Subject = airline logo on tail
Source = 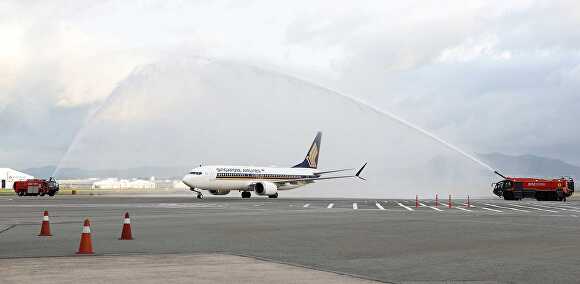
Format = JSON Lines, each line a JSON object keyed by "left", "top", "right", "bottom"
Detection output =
{"left": 306, "top": 143, "right": 319, "bottom": 168}
{"left": 293, "top": 132, "right": 321, "bottom": 169}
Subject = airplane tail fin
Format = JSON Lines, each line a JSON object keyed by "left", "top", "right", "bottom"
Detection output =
{"left": 292, "top": 132, "right": 322, "bottom": 169}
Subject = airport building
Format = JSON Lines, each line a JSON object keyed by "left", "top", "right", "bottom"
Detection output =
{"left": 91, "top": 178, "right": 156, "bottom": 190}
{"left": 0, "top": 168, "right": 34, "bottom": 189}
{"left": 57, "top": 177, "right": 185, "bottom": 190}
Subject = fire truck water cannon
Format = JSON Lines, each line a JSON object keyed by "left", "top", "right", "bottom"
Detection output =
{"left": 492, "top": 170, "right": 574, "bottom": 201}
{"left": 13, "top": 177, "right": 60, "bottom": 197}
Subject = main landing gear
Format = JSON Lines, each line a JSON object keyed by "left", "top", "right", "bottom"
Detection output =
{"left": 241, "top": 191, "right": 251, "bottom": 199}
{"left": 268, "top": 193, "right": 278, "bottom": 198}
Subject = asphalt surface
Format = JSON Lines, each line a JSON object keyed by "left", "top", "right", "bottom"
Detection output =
{"left": 1, "top": 195, "right": 580, "bottom": 283}
{"left": 0, "top": 254, "right": 378, "bottom": 284}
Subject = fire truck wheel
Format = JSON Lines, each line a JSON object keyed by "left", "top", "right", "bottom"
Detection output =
{"left": 40, "top": 192, "right": 45, "bottom": 197}
{"left": 558, "top": 190, "right": 564, "bottom": 201}
{"left": 503, "top": 192, "right": 514, "bottom": 200}
{"left": 48, "top": 192, "right": 55, "bottom": 197}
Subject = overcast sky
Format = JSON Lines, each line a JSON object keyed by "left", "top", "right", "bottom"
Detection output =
{"left": 2, "top": 0, "right": 580, "bottom": 178}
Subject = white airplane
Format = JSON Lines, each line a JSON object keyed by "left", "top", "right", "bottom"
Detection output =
{"left": 182, "top": 132, "right": 366, "bottom": 199}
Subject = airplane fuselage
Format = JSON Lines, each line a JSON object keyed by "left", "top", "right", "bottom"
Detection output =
{"left": 182, "top": 165, "right": 318, "bottom": 192}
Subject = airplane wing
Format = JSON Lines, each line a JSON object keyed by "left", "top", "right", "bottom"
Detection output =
{"left": 274, "top": 163, "right": 367, "bottom": 185}
{"left": 314, "top": 168, "right": 353, "bottom": 175}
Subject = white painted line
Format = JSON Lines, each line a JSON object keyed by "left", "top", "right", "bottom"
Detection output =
{"left": 303, "top": 204, "right": 310, "bottom": 208}
{"left": 481, "top": 207, "right": 502, "bottom": 213}
{"left": 509, "top": 204, "right": 558, "bottom": 213}
{"left": 397, "top": 202, "right": 414, "bottom": 211}
{"left": 375, "top": 203, "right": 385, "bottom": 210}
{"left": 559, "top": 204, "right": 580, "bottom": 210}
{"left": 327, "top": 203, "right": 334, "bottom": 209}
{"left": 558, "top": 206, "right": 580, "bottom": 212}
{"left": 483, "top": 203, "right": 530, "bottom": 213}
{"left": 454, "top": 207, "right": 472, "bottom": 212}
{"left": 419, "top": 202, "right": 443, "bottom": 212}
{"left": 527, "top": 203, "right": 580, "bottom": 213}
{"left": 353, "top": 203, "right": 358, "bottom": 210}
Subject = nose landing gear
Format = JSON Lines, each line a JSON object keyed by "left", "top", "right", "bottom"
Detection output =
{"left": 190, "top": 188, "right": 204, "bottom": 199}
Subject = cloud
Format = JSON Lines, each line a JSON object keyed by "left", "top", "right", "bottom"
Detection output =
{"left": 2, "top": 0, "right": 580, "bottom": 174}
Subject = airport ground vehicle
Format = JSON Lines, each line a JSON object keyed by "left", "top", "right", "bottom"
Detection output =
{"left": 493, "top": 171, "right": 574, "bottom": 201}
{"left": 13, "top": 178, "right": 59, "bottom": 196}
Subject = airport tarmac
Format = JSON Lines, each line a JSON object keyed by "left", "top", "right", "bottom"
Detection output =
{"left": 1, "top": 195, "right": 580, "bottom": 283}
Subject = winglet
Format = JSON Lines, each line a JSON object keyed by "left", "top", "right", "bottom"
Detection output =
{"left": 355, "top": 162, "right": 367, "bottom": 180}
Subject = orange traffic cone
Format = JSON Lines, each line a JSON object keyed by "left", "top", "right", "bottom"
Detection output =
{"left": 76, "top": 219, "right": 94, "bottom": 254}
{"left": 466, "top": 195, "right": 471, "bottom": 208}
{"left": 448, "top": 194, "right": 453, "bottom": 208}
{"left": 415, "top": 195, "right": 419, "bottom": 208}
{"left": 38, "top": 210, "right": 51, "bottom": 237}
{"left": 119, "top": 212, "right": 133, "bottom": 240}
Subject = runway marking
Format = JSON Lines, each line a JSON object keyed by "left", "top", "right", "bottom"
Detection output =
{"left": 375, "top": 203, "right": 385, "bottom": 210}
{"left": 530, "top": 203, "right": 580, "bottom": 213}
{"left": 303, "top": 204, "right": 310, "bottom": 208}
{"left": 454, "top": 207, "right": 472, "bottom": 212}
{"left": 419, "top": 202, "right": 443, "bottom": 212}
{"left": 353, "top": 203, "right": 358, "bottom": 210}
{"left": 563, "top": 205, "right": 580, "bottom": 211}
{"left": 397, "top": 202, "right": 414, "bottom": 211}
{"left": 509, "top": 204, "right": 558, "bottom": 213}
{"left": 483, "top": 203, "right": 530, "bottom": 213}
{"left": 480, "top": 207, "right": 503, "bottom": 213}
{"left": 440, "top": 203, "right": 453, "bottom": 208}
{"left": 327, "top": 203, "right": 334, "bottom": 209}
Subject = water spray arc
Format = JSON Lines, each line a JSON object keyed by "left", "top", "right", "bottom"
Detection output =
{"left": 52, "top": 56, "right": 496, "bottom": 178}
{"left": 51, "top": 66, "right": 148, "bottom": 178}
{"left": 246, "top": 64, "right": 496, "bottom": 172}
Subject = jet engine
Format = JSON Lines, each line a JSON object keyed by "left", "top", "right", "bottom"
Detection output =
{"left": 254, "top": 182, "right": 277, "bottom": 196}
{"left": 209, "top": 189, "right": 230, "bottom": 195}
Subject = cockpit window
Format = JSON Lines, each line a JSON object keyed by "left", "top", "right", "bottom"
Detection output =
{"left": 189, "top": 172, "right": 202, "bottom": 175}
{"left": 503, "top": 181, "right": 512, "bottom": 189}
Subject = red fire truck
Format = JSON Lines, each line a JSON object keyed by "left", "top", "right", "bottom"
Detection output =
{"left": 493, "top": 171, "right": 574, "bottom": 201}
{"left": 13, "top": 178, "right": 59, "bottom": 197}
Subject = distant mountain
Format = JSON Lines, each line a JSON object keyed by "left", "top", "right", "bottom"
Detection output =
{"left": 21, "top": 166, "right": 190, "bottom": 179}
{"left": 21, "top": 153, "right": 579, "bottom": 183}
{"left": 480, "top": 153, "right": 580, "bottom": 178}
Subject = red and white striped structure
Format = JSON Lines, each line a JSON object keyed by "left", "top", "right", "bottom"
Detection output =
{"left": 119, "top": 212, "right": 133, "bottom": 240}
{"left": 76, "top": 219, "right": 94, "bottom": 254}
{"left": 38, "top": 210, "right": 51, "bottom": 237}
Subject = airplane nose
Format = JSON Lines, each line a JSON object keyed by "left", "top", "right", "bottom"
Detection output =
{"left": 182, "top": 174, "right": 194, "bottom": 187}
